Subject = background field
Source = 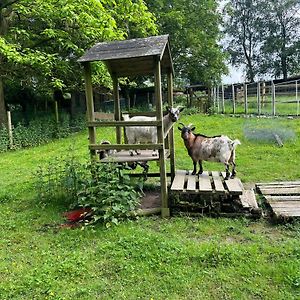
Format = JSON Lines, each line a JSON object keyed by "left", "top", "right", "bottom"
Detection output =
{"left": 1, "top": 114, "right": 300, "bottom": 299}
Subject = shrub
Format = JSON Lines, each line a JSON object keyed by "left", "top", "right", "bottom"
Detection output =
{"left": 35, "top": 156, "right": 141, "bottom": 227}
{"left": 0, "top": 125, "right": 9, "bottom": 152}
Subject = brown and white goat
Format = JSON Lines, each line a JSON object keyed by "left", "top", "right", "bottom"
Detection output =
{"left": 178, "top": 123, "right": 241, "bottom": 179}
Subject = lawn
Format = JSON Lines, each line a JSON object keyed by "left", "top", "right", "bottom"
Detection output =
{"left": 1, "top": 114, "right": 300, "bottom": 299}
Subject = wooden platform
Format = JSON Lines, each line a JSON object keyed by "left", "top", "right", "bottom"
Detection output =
{"left": 170, "top": 170, "right": 243, "bottom": 195}
{"left": 100, "top": 149, "right": 170, "bottom": 163}
{"left": 256, "top": 181, "right": 300, "bottom": 219}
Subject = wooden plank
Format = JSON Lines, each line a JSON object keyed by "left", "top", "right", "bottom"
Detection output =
{"left": 269, "top": 202, "right": 300, "bottom": 208}
{"left": 211, "top": 171, "right": 225, "bottom": 193}
{"left": 257, "top": 183, "right": 300, "bottom": 189}
{"left": 256, "top": 181, "right": 300, "bottom": 186}
{"left": 258, "top": 187, "right": 300, "bottom": 195}
{"left": 90, "top": 143, "right": 163, "bottom": 151}
{"left": 198, "top": 171, "right": 212, "bottom": 192}
{"left": 224, "top": 178, "right": 243, "bottom": 195}
{"left": 187, "top": 173, "right": 197, "bottom": 192}
{"left": 88, "top": 120, "right": 160, "bottom": 127}
{"left": 272, "top": 208, "right": 300, "bottom": 214}
{"left": 264, "top": 195, "right": 300, "bottom": 202}
{"left": 239, "top": 190, "right": 258, "bottom": 209}
{"left": 171, "top": 170, "right": 187, "bottom": 191}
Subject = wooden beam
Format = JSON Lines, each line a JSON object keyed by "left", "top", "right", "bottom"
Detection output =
{"left": 83, "top": 62, "right": 96, "bottom": 156}
{"left": 89, "top": 143, "right": 164, "bottom": 151}
{"left": 112, "top": 74, "right": 122, "bottom": 144}
{"left": 167, "top": 70, "right": 175, "bottom": 180}
{"left": 87, "top": 120, "right": 160, "bottom": 127}
{"left": 155, "top": 57, "right": 169, "bottom": 217}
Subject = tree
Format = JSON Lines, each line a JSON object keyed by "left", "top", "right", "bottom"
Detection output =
{"left": 223, "top": 0, "right": 300, "bottom": 81}
{"left": 145, "top": 0, "right": 227, "bottom": 87}
{"left": 259, "top": 0, "right": 300, "bottom": 80}
{"left": 223, "top": 0, "right": 263, "bottom": 82}
{"left": 0, "top": 0, "right": 157, "bottom": 126}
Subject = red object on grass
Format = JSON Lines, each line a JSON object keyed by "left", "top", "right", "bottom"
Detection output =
{"left": 63, "top": 208, "right": 92, "bottom": 222}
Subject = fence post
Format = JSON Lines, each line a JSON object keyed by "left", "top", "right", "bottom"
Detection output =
{"left": 232, "top": 84, "right": 235, "bottom": 114}
{"left": 296, "top": 80, "right": 299, "bottom": 116}
{"left": 221, "top": 84, "right": 225, "bottom": 114}
{"left": 216, "top": 85, "right": 220, "bottom": 113}
{"left": 272, "top": 81, "right": 276, "bottom": 116}
{"left": 257, "top": 82, "right": 261, "bottom": 115}
{"left": 7, "top": 111, "right": 13, "bottom": 149}
{"left": 244, "top": 83, "right": 248, "bottom": 115}
{"left": 54, "top": 101, "right": 59, "bottom": 124}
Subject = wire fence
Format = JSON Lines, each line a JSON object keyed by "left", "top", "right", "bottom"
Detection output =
{"left": 212, "top": 79, "right": 300, "bottom": 116}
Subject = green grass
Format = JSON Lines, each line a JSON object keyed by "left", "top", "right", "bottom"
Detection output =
{"left": 1, "top": 114, "right": 300, "bottom": 299}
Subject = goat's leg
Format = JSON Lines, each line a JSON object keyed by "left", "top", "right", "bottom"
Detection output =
{"left": 230, "top": 162, "right": 236, "bottom": 178}
{"left": 197, "top": 161, "right": 203, "bottom": 175}
{"left": 225, "top": 163, "right": 230, "bottom": 180}
{"left": 192, "top": 161, "right": 197, "bottom": 175}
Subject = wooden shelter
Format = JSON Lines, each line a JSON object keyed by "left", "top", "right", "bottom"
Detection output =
{"left": 78, "top": 35, "right": 175, "bottom": 217}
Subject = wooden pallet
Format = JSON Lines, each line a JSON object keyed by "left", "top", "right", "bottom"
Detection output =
{"left": 170, "top": 170, "right": 243, "bottom": 195}
{"left": 256, "top": 181, "right": 300, "bottom": 218}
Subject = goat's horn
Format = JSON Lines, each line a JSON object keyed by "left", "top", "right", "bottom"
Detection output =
{"left": 179, "top": 122, "right": 185, "bottom": 126}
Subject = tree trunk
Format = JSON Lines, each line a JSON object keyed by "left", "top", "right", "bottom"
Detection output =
{"left": 0, "top": 77, "right": 7, "bottom": 127}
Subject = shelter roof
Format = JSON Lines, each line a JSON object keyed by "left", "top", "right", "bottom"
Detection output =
{"left": 78, "top": 35, "right": 173, "bottom": 77}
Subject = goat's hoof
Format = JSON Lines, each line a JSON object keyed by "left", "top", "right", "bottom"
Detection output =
{"left": 230, "top": 174, "right": 236, "bottom": 179}
{"left": 192, "top": 171, "right": 196, "bottom": 175}
{"left": 198, "top": 171, "right": 203, "bottom": 175}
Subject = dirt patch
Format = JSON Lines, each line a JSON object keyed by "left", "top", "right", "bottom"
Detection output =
{"left": 139, "top": 191, "right": 161, "bottom": 209}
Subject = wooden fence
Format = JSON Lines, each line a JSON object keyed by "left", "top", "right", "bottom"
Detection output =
{"left": 212, "top": 79, "right": 300, "bottom": 116}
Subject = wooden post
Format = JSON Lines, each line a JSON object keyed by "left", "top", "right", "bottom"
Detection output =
{"left": 257, "top": 82, "right": 261, "bottom": 115}
{"left": 7, "top": 111, "right": 13, "bottom": 149}
{"left": 213, "top": 87, "right": 216, "bottom": 112}
{"left": 83, "top": 62, "right": 96, "bottom": 156}
{"left": 154, "top": 58, "right": 169, "bottom": 217}
{"left": 232, "top": 84, "right": 235, "bottom": 114}
{"left": 244, "top": 83, "right": 248, "bottom": 115}
{"left": 296, "top": 80, "right": 299, "bottom": 116}
{"left": 112, "top": 74, "right": 121, "bottom": 144}
{"left": 262, "top": 81, "right": 266, "bottom": 107}
{"left": 167, "top": 70, "right": 175, "bottom": 181}
{"left": 221, "top": 84, "right": 225, "bottom": 114}
{"left": 216, "top": 86, "right": 220, "bottom": 113}
{"left": 54, "top": 101, "right": 59, "bottom": 124}
{"left": 272, "top": 81, "right": 276, "bottom": 116}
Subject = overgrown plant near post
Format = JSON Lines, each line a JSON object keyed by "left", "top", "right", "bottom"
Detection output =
{"left": 35, "top": 155, "right": 141, "bottom": 227}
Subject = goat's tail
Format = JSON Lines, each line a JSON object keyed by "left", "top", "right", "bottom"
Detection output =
{"left": 123, "top": 114, "right": 130, "bottom": 121}
{"left": 232, "top": 139, "right": 241, "bottom": 148}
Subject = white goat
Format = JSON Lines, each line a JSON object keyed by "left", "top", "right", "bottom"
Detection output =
{"left": 123, "top": 106, "right": 184, "bottom": 156}
{"left": 178, "top": 123, "right": 241, "bottom": 179}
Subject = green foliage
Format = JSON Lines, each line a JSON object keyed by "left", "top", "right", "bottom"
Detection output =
{"left": 145, "top": 0, "right": 227, "bottom": 86}
{"left": 0, "top": 125, "right": 9, "bottom": 152}
{"left": 77, "top": 162, "right": 141, "bottom": 227}
{"left": 223, "top": 0, "right": 300, "bottom": 81}
{"left": 0, "top": 114, "right": 86, "bottom": 151}
{"left": 35, "top": 156, "right": 141, "bottom": 227}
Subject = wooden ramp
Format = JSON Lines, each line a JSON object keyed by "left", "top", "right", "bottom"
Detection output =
{"left": 170, "top": 170, "right": 243, "bottom": 196}
{"left": 256, "top": 181, "right": 300, "bottom": 219}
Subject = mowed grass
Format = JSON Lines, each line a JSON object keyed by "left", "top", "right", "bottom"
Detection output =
{"left": 1, "top": 114, "right": 300, "bottom": 299}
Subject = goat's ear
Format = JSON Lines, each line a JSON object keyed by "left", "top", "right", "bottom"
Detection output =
{"left": 191, "top": 126, "right": 196, "bottom": 131}
{"left": 179, "top": 107, "right": 185, "bottom": 112}
{"left": 166, "top": 106, "right": 170, "bottom": 112}
{"left": 178, "top": 126, "right": 182, "bottom": 131}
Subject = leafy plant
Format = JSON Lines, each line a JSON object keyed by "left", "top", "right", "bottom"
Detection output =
{"left": 76, "top": 162, "right": 141, "bottom": 227}
{"left": 35, "top": 155, "right": 141, "bottom": 227}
